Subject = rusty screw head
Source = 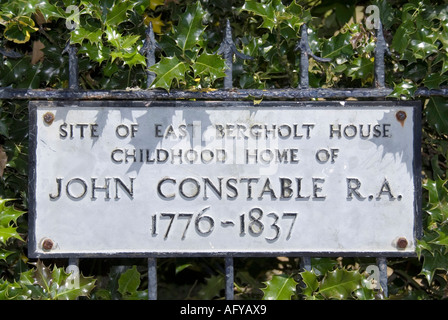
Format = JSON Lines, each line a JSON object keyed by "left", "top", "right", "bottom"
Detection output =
{"left": 396, "top": 110, "right": 407, "bottom": 122}
{"left": 43, "top": 112, "right": 55, "bottom": 125}
{"left": 396, "top": 237, "right": 408, "bottom": 249}
{"left": 41, "top": 238, "right": 54, "bottom": 250}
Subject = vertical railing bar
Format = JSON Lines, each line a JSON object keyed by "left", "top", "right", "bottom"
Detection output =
{"left": 217, "top": 19, "right": 252, "bottom": 300}
{"left": 373, "top": 20, "right": 390, "bottom": 89}
{"left": 140, "top": 22, "right": 160, "bottom": 89}
{"left": 295, "top": 24, "right": 331, "bottom": 89}
{"left": 296, "top": 25, "right": 310, "bottom": 89}
{"left": 148, "top": 257, "right": 157, "bottom": 300}
{"left": 376, "top": 257, "right": 388, "bottom": 298}
{"left": 218, "top": 20, "right": 233, "bottom": 90}
{"left": 300, "top": 256, "right": 312, "bottom": 272}
{"left": 295, "top": 24, "right": 329, "bottom": 271}
{"left": 67, "top": 258, "right": 79, "bottom": 300}
{"left": 68, "top": 257, "right": 79, "bottom": 267}
{"left": 374, "top": 19, "right": 389, "bottom": 299}
{"left": 218, "top": 20, "right": 253, "bottom": 90}
{"left": 225, "top": 256, "right": 234, "bottom": 300}
{"left": 63, "top": 42, "right": 79, "bottom": 90}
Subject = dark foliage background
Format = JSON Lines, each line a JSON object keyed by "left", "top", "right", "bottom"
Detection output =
{"left": 0, "top": 0, "right": 447, "bottom": 299}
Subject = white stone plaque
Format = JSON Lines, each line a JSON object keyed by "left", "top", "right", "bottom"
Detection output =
{"left": 28, "top": 100, "right": 421, "bottom": 257}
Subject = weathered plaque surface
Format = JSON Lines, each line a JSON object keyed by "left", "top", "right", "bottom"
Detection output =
{"left": 28, "top": 100, "right": 421, "bottom": 257}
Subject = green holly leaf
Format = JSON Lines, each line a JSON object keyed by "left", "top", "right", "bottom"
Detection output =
{"left": 408, "top": 39, "right": 439, "bottom": 60}
{"left": 197, "top": 275, "right": 225, "bottom": 300}
{"left": 0, "top": 249, "right": 14, "bottom": 261}
{"left": 345, "top": 57, "right": 374, "bottom": 83}
{"left": 105, "top": 26, "right": 141, "bottom": 50}
{"left": 299, "top": 270, "right": 318, "bottom": 299}
{"left": 192, "top": 53, "right": 227, "bottom": 83}
{"left": 175, "top": 263, "right": 193, "bottom": 275}
{"left": 318, "top": 268, "right": 363, "bottom": 300}
{"left": 0, "top": 199, "right": 25, "bottom": 244}
{"left": 419, "top": 247, "right": 448, "bottom": 284}
{"left": 0, "top": 227, "right": 23, "bottom": 243}
{"left": 71, "top": 27, "right": 104, "bottom": 45}
{"left": 242, "top": 0, "right": 280, "bottom": 31}
{"left": 283, "top": 1, "right": 311, "bottom": 32}
{"left": 0, "top": 0, "right": 64, "bottom": 21}
{"left": 321, "top": 32, "right": 354, "bottom": 61}
{"left": 30, "top": 0, "right": 65, "bottom": 21}
{"left": 149, "top": 56, "right": 189, "bottom": 90}
{"left": 79, "top": 42, "right": 111, "bottom": 64}
{"left": 423, "top": 178, "right": 448, "bottom": 227}
{"left": 388, "top": 79, "right": 417, "bottom": 99}
{"left": 353, "top": 279, "right": 376, "bottom": 300}
{"left": 3, "top": 16, "right": 38, "bottom": 44}
{"left": 0, "top": 199, "right": 25, "bottom": 227}
{"left": 428, "top": 225, "right": 448, "bottom": 247}
{"left": 424, "top": 74, "right": 448, "bottom": 90}
{"left": 261, "top": 274, "right": 297, "bottom": 300}
{"left": 425, "top": 97, "right": 448, "bottom": 136}
{"left": 105, "top": 0, "right": 135, "bottom": 26}
{"left": 149, "top": 0, "right": 164, "bottom": 11}
{"left": 310, "top": 258, "right": 339, "bottom": 276}
{"left": 173, "top": 2, "right": 206, "bottom": 54}
{"left": 31, "top": 260, "right": 96, "bottom": 300}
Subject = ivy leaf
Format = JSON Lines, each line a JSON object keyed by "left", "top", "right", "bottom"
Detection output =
{"left": 192, "top": 53, "right": 227, "bottom": 83}
{"left": 318, "top": 269, "right": 363, "bottom": 300}
{"left": 173, "top": 2, "right": 206, "bottom": 54}
{"left": 149, "top": 56, "right": 189, "bottom": 90}
{"left": 261, "top": 274, "right": 297, "bottom": 300}
{"left": 118, "top": 266, "right": 141, "bottom": 296}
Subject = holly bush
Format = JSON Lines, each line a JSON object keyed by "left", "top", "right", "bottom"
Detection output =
{"left": 0, "top": 0, "right": 447, "bottom": 300}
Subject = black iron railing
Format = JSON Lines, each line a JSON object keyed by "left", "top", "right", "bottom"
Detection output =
{"left": 1, "top": 19, "right": 447, "bottom": 300}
